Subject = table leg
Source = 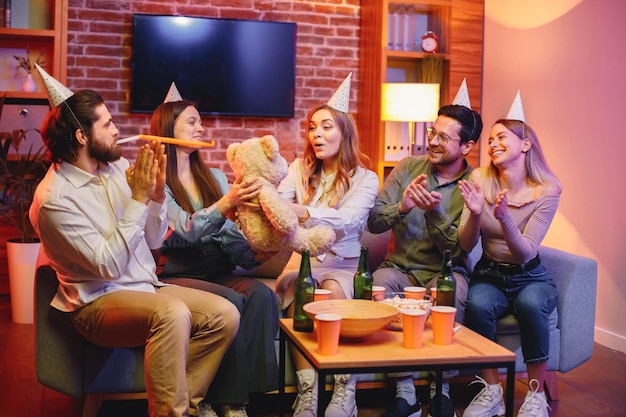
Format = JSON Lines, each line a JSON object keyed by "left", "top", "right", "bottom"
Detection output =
{"left": 505, "top": 363, "right": 515, "bottom": 417}
{"left": 433, "top": 370, "right": 442, "bottom": 415}
{"left": 318, "top": 371, "right": 329, "bottom": 417}
{"left": 279, "top": 329, "right": 286, "bottom": 417}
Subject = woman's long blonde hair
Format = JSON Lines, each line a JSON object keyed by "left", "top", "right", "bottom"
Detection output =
{"left": 482, "top": 119, "right": 562, "bottom": 203}
{"left": 301, "top": 103, "right": 370, "bottom": 207}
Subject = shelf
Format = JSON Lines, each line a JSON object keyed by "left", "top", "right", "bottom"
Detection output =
{"left": 385, "top": 50, "right": 450, "bottom": 60}
{"left": 390, "top": 0, "right": 453, "bottom": 14}
{"left": 0, "top": 27, "right": 57, "bottom": 40}
{"left": 0, "top": 91, "right": 49, "bottom": 100}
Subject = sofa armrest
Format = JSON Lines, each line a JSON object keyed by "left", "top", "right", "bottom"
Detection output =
{"left": 540, "top": 246, "right": 597, "bottom": 373}
{"left": 35, "top": 265, "right": 86, "bottom": 397}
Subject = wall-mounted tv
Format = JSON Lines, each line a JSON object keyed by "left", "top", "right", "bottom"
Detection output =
{"left": 130, "top": 14, "right": 296, "bottom": 118}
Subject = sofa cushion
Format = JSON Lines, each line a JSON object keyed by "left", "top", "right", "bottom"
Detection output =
{"left": 84, "top": 345, "right": 146, "bottom": 393}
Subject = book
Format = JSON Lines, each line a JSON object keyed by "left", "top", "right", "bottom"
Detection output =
{"left": 3, "top": 0, "right": 11, "bottom": 28}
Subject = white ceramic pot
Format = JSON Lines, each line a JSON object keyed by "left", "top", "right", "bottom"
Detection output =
{"left": 7, "top": 239, "right": 41, "bottom": 324}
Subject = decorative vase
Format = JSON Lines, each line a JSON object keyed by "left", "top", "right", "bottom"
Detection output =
{"left": 7, "top": 239, "right": 41, "bottom": 324}
{"left": 21, "top": 73, "right": 38, "bottom": 93}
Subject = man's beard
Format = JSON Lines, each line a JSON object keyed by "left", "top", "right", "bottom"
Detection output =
{"left": 88, "top": 138, "right": 122, "bottom": 163}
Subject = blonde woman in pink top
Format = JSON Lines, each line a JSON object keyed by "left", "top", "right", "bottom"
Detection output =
{"left": 458, "top": 113, "right": 561, "bottom": 417}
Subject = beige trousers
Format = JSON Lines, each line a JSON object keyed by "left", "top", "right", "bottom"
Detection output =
{"left": 72, "top": 285, "right": 240, "bottom": 417}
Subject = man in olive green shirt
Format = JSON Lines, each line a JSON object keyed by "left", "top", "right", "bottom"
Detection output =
{"left": 367, "top": 104, "right": 483, "bottom": 417}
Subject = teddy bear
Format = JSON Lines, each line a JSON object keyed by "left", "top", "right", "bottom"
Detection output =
{"left": 226, "top": 135, "right": 336, "bottom": 257}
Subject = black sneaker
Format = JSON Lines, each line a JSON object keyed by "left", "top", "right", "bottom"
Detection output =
{"left": 427, "top": 394, "right": 456, "bottom": 417}
{"left": 380, "top": 397, "right": 422, "bottom": 417}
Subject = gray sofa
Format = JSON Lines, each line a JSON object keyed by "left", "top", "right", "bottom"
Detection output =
{"left": 35, "top": 231, "right": 597, "bottom": 416}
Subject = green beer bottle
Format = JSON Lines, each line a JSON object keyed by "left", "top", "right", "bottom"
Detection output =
{"left": 293, "top": 250, "right": 315, "bottom": 332}
{"left": 436, "top": 249, "right": 456, "bottom": 307}
{"left": 353, "top": 246, "right": 373, "bottom": 300}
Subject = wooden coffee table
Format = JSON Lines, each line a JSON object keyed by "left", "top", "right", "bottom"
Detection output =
{"left": 278, "top": 318, "right": 517, "bottom": 417}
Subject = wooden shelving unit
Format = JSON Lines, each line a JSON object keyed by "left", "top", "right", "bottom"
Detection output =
{"left": 0, "top": 0, "right": 67, "bottom": 296}
{"left": 0, "top": 0, "right": 67, "bottom": 100}
{"left": 358, "top": 0, "right": 484, "bottom": 182}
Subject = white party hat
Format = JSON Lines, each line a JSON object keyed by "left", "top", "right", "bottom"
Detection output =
{"left": 163, "top": 82, "right": 183, "bottom": 103}
{"left": 327, "top": 72, "right": 352, "bottom": 113}
{"left": 452, "top": 78, "right": 471, "bottom": 109}
{"left": 506, "top": 90, "right": 526, "bottom": 122}
{"left": 35, "top": 63, "right": 74, "bottom": 107}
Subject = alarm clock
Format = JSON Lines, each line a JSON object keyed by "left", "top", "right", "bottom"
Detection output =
{"left": 421, "top": 31, "right": 438, "bottom": 53}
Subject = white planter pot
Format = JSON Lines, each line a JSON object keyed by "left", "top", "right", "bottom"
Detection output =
{"left": 7, "top": 240, "right": 41, "bottom": 324}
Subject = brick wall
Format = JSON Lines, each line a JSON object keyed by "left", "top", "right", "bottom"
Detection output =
{"left": 0, "top": 0, "right": 361, "bottom": 295}
{"left": 67, "top": 0, "right": 361, "bottom": 175}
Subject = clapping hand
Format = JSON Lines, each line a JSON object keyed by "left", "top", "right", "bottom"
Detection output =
{"left": 458, "top": 179, "right": 484, "bottom": 215}
{"left": 127, "top": 142, "right": 165, "bottom": 205}
{"left": 151, "top": 141, "right": 167, "bottom": 203}
{"left": 493, "top": 189, "right": 509, "bottom": 220}
{"left": 399, "top": 174, "right": 442, "bottom": 213}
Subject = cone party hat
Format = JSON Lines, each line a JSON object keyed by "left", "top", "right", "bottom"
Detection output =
{"left": 506, "top": 90, "right": 526, "bottom": 122}
{"left": 452, "top": 78, "right": 471, "bottom": 109}
{"left": 327, "top": 72, "right": 352, "bottom": 113}
{"left": 35, "top": 63, "right": 74, "bottom": 107}
{"left": 163, "top": 82, "right": 183, "bottom": 103}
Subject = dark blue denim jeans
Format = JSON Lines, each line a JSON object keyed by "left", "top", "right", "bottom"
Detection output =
{"left": 465, "top": 261, "right": 558, "bottom": 364}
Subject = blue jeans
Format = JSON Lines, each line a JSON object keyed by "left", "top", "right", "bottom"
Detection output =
{"left": 465, "top": 261, "right": 558, "bottom": 364}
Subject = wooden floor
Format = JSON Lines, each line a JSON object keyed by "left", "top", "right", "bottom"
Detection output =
{"left": 1, "top": 293, "right": 626, "bottom": 417}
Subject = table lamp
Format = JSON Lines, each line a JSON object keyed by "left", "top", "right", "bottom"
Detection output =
{"left": 381, "top": 83, "right": 440, "bottom": 158}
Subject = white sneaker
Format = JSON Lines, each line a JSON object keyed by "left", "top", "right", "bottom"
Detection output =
{"left": 293, "top": 369, "right": 318, "bottom": 417}
{"left": 325, "top": 374, "right": 358, "bottom": 417}
{"left": 199, "top": 402, "right": 219, "bottom": 417}
{"left": 223, "top": 404, "right": 249, "bottom": 417}
{"left": 517, "top": 379, "right": 550, "bottom": 417}
{"left": 462, "top": 376, "right": 505, "bottom": 417}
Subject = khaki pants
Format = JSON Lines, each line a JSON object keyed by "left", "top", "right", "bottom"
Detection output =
{"left": 72, "top": 285, "right": 240, "bottom": 417}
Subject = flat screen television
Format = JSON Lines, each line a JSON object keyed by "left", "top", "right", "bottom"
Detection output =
{"left": 130, "top": 14, "right": 297, "bottom": 118}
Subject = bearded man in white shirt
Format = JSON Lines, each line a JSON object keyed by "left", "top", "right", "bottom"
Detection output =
{"left": 29, "top": 88, "right": 239, "bottom": 417}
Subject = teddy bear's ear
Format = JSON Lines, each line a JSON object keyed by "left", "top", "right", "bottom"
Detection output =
{"left": 260, "top": 135, "right": 280, "bottom": 160}
{"left": 226, "top": 142, "right": 239, "bottom": 166}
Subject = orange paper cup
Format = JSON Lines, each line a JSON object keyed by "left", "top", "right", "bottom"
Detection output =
{"left": 314, "top": 289, "right": 332, "bottom": 301}
{"left": 404, "top": 286, "right": 426, "bottom": 300}
{"left": 431, "top": 306, "right": 457, "bottom": 345}
{"left": 430, "top": 288, "right": 438, "bottom": 305}
{"left": 315, "top": 313, "right": 342, "bottom": 355}
{"left": 400, "top": 308, "right": 427, "bottom": 349}
{"left": 372, "top": 286, "right": 386, "bottom": 301}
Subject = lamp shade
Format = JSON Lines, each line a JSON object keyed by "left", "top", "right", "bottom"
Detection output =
{"left": 381, "top": 83, "right": 440, "bottom": 122}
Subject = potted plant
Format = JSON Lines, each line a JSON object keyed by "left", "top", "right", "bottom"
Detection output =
{"left": 0, "top": 94, "right": 50, "bottom": 323}
{"left": 0, "top": 99, "right": 49, "bottom": 242}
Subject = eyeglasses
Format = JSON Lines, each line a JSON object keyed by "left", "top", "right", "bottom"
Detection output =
{"left": 425, "top": 127, "right": 461, "bottom": 145}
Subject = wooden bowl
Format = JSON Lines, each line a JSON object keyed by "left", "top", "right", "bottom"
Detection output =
{"left": 303, "top": 299, "right": 399, "bottom": 340}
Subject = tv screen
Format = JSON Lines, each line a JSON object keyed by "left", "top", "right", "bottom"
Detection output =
{"left": 130, "top": 14, "right": 296, "bottom": 118}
